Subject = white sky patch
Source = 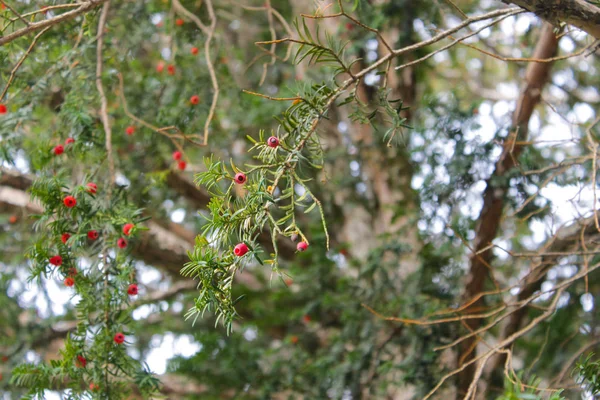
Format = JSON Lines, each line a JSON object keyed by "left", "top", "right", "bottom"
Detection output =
{"left": 145, "top": 333, "right": 202, "bottom": 374}
{"left": 171, "top": 208, "right": 186, "bottom": 223}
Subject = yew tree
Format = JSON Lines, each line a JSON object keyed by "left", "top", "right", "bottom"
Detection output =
{"left": 1, "top": 0, "right": 600, "bottom": 399}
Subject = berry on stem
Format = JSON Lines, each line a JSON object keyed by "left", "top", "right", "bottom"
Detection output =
{"left": 191, "top": 47, "right": 199, "bottom": 55}
{"left": 64, "top": 277, "right": 75, "bottom": 287}
{"left": 234, "top": 242, "right": 249, "bottom": 257}
{"left": 87, "top": 230, "right": 99, "bottom": 240}
{"left": 61, "top": 233, "right": 71, "bottom": 244}
{"left": 267, "top": 136, "right": 279, "bottom": 148}
{"left": 86, "top": 182, "right": 97, "bottom": 194}
{"left": 126, "top": 126, "right": 135, "bottom": 135}
{"left": 114, "top": 332, "right": 125, "bottom": 344}
{"left": 234, "top": 172, "right": 247, "bottom": 185}
{"left": 156, "top": 61, "right": 165, "bottom": 73}
{"left": 89, "top": 383, "right": 99, "bottom": 392}
{"left": 127, "top": 284, "right": 138, "bottom": 295}
{"left": 75, "top": 355, "right": 87, "bottom": 368}
{"left": 190, "top": 95, "right": 200, "bottom": 105}
{"left": 0, "top": 104, "right": 6, "bottom": 114}
{"left": 302, "top": 314, "right": 311, "bottom": 323}
{"left": 172, "top": 151, "right": 182, "bottom": 161}
{"left": 117, "top": 238, "right": 128, "bottom": 249}
{"left": 177, "top": 161, "right": 187, "bottom": 171}
{"left": 65, "top": 137, "right": 75, "bottom": 145}
{"left": 176, "top": 18, "right": 184, "bottom": 26}
{"left": 8, "top": 215, "right": 17, "bottom": 224}
{"left": 123, "top": 223, "right": 134, "bottom": 236}
{"left": 53, "top": 145, "right": 64, "bottom": 155}
{"left": 167, "top": 64, "right": 176, "bottom": 75}
{"left": 49, "top": 255, "right": 63, "bottom": 266}
{"left": 297, "top": 241, "right": 308, "bottom": 252}
{"left": 63, "top": 196, "right": 77, "bottom": 208}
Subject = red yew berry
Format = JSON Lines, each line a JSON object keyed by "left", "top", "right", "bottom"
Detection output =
{"left": 234, "top": 172, "right": 247, "bottom": 185}
{"left": 285, "top": 278, "right": 293, "bottom": 286}
{"left": 234, "top": 242, "right": 249, "bottom": 257}
{"left": 156, "top": 21, "right": 164, "bottom": 28}
{"left": 127, "top": 284, "right": 138, "bottom": 296}
{"left": 68, "top": 267, "right": 78, "bottom": 276}
{"left": 297, "top": 241, "right": 308, "bottom": 252}
{"left": 63, "top": 196, "right": 77, "bottom": 208}
{"left": 1, "top": 356, "right": 8, "bottom": 362}
{"left": 0, "top": 104, "right": 7, "bottom": 114}
{"left": 123, "top": 223, "right": 134, "bottom": 236}
{"left": 191, "top": 47, "right": 199, "bottom": 55}
{"left": 8, "top": 215, "right": 17, "bottom": 224}
{"left": 302, "top": 314, "right": 311, "bottom": 323}
{"left": 190, "top": 95, "right": 200, "bottom": 105}
{"left": 61, "top": 233, "right": 71, "bottom": 244}
{"left": 176, "top": 18, "right": 184, "bottom": 26}
{"left": 49, "top": 255, "right": 63, "bottom": 266}
{"left": 177, "top": 161, "right": 187, "bottom": 171}
{"left": 65, "top": 137, "right": 75, "bottom": 145}
{"left": 64, "top": 277, "right": 75, "bottom": 287}
{"left": 125, "top": 126, "right": 135, "bottom": 135}
{"left": 267, "top": 136, "right": 279, "bottom": 148}
{"left": 89, "top": 383, "right": 99, "bottom": 392}
{"left": 114, "top": 332, "right": 125, "bottom": 344}
{"left": 86, "top": 182, "right": 97, "bottom": 194}
{"left": 117, "top": 238, "right": 128, "bottom": 249}
{"left": 346, "top": 22, "right": 354, "bottom": 31}
{"left": 156, "top": 61, "right": 165, "bottom": 73}
{"left": 290, "top": 335, "right": 299, "bottom": 344}
{"left": 167, "top": 64, "right": 176, "bottom": 75}
{"left": 172, "top": 151, "right": 182, "bottom": 161}
{"left": 75, "top": 355, "right": 87, "bottom": 368}
{"left": 53, "top": 145, "right": 64, "bottom": 155}
{"left": 87, "top": 230, "right": 99, "bottom": 240}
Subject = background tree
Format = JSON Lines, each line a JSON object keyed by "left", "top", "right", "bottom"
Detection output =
{"left": 1, "top": 0, "right": 600, "bottom": 399}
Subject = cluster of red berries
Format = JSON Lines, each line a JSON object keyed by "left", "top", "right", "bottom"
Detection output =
{"left": 172, "top": 150, "right": 186, "bottom": 170}
{"left": 52, "top": 136, "right": 76, "bottom": 156}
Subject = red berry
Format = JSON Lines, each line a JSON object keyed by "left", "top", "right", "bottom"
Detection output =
{"left": 114, "top": 332, "right": 125, "bottom": 344}
{"left": 167, "top": 64, "right": 176, "bottom": 75}
{"left": 127, "top": 284, "right": 138, "bottom": 295}
{"left": 75, "top": 355, "right": 87, "bottom": 368}
{"left": 61, "top": 233, "right": 71, "bottom": 244}
{"left": 346, "top": 22, "right": 354, "bottom": 31}
{"left": 177, "top": 161, "right": 187, "bottom": 171}
{"left": 89, "top": 383, "right": 99, "bottom": 392}
{"left": 49, "top": 255, "right": 63, "bottom": 266}
{"left": 290, "top": 335, "right": 299, "bottom": 344}
{"left": 176, "top": 18, "right": 184, "bottom": 26}
{"left": 123, "top": 223, "right": 134, "bottom": 236}
{"left": 87, "top": 230, "right": 99, "bottom": 240}
{"left": 156, "top": 21, "right": 164, "bottom": 28}
{"left": 65, "top": 137, "right": 75, "bottom": 145}
{"left": 125, "top": 126, "right": 135, "bottom": 135}
{"left": 63, "top": 196, "right": 77, "bottom": 208}
{"left": 297, "top": 241, "right": 308, "bottom": 252}
{"left": 1, "top": 356, "right": 8, "bottom": 362}
{"left": 117, "top": 238, "right": 128, "bottom": 249}
{"left": 234, "top": 242, "right": 249, "bottom": 257}
{"left": 64, "top": 277, "right": 75, "bottom": 287}
{"left": 172, "top": 151, "right": 182, "bottom": 161}
{"left": 156, "top": 61, "right": 165, "bottom": 73}
{"left": 0, "top": 104, "right": 6, "bottom": 114}
{"left": 68, "top": 267, "right": 78, "bottom": 276}
{"left": 302, "top": 314, "right": 311, "bottom": 323}
{"left": 234, "top": 173, "right": 247, "bottom": 185}
{"left": 53, "top": 145, "right": 64, "bottom": 155}
{"left": 190, "top": 95, "right": 200, "bottom": 105}
{"left": 86, "top": 182, "right": 97, "bottom": 194}
{"left": 8, "top": 215, "right": 17, "bottom": 224}
{"left": 191, "top": 47, "right": 199, "bottom": 55}
{"left": 267, "top": 136, "right": 279, "bottom": 148}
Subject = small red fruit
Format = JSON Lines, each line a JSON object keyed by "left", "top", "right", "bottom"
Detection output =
{"left": 64, "top": 277, "right": 75, "bottom": 287}
{"left": 65, "top": 137, "right": 75, "bottom": 145}
{"left": 125, "top": 126, "right": 135, "bottom": 135}
{"left": 68, "top": 267, "right": 78, "bottom": 276}
{"left": 49, "top": 255, "right": 63, "bottom": 266}
{"left": 8, "top": 215, "right": 17, "bottom": 224}
{"left": 234, "top": 242, "right": 249, "bottom": 257}
{"left": 117, "top": 238, "right": 128, "bottom": 249}
{"left": 89, "top": 383, "right": 99, "bottom": 392}
{"left": 176, "top": 18, "right": 184, "bottom": 26}
{"left": 346, "top": 22, "right": 354, "bottom": 31}
{"left": 267, "top": 136, "right": 279, "bottom": 148}
{"left": 123, "top": 223, "right": 134, "bottom": 236}
{"left": 302, "top": 314, "right": 311, "bottom": 323}
{"left": 61, "top": 233, "right": 71, "bottom": 244}
{"left": 0, "top": 104, "right": 6, "bottom": 114}
{"left": 172, "top": 151, "right": 182, "bottom": 161}
{"left": 285, "top": 278, "right": 293, "bottom": 286}
{"left": 114, "top": 332, "right": 125, "bottom": 344}
{"left": 297, "top": 241, "right": 308, "bottom": 252}
{"left": 63, "top": 196, "right": 77, "bottom": 208}
{"left": 75, "top": 355, "right": 87, "bottom": 368}
{"left": 1, "top": 356, "right": 8, "bottom": 362}
{"left": 86, "top": 182, "right": 97, "bottom": 194}
{"left": 190, "top": 95, "right": 200, "bottom": 105}
{"left": 156, "top": 61, "right": 165, "bottom": 73}
{"left": 87, "top": 230, "right": 99, "bottom": 240}
{"left": 234, "top": 172, "right": 247, "bottom": 185}
{"left": 290, "top": 335, "right": 299, "bottom": 344}
{"left": 156, "top": 21, "right": 164, "bottom": 28}
{"left": 127, "top": 284, "right": 138, "bottom": 295}
{"left": 167, "top": 64, "right": 176, "bottom": 75}
{"left": 53, "top": 145, "right": 64, "bottom": 155}
{"left": 177, "top": 161, "right": 187, "bottom": 171}
{"left": 191, "top": 47, "right": 199, "bottom": 55}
